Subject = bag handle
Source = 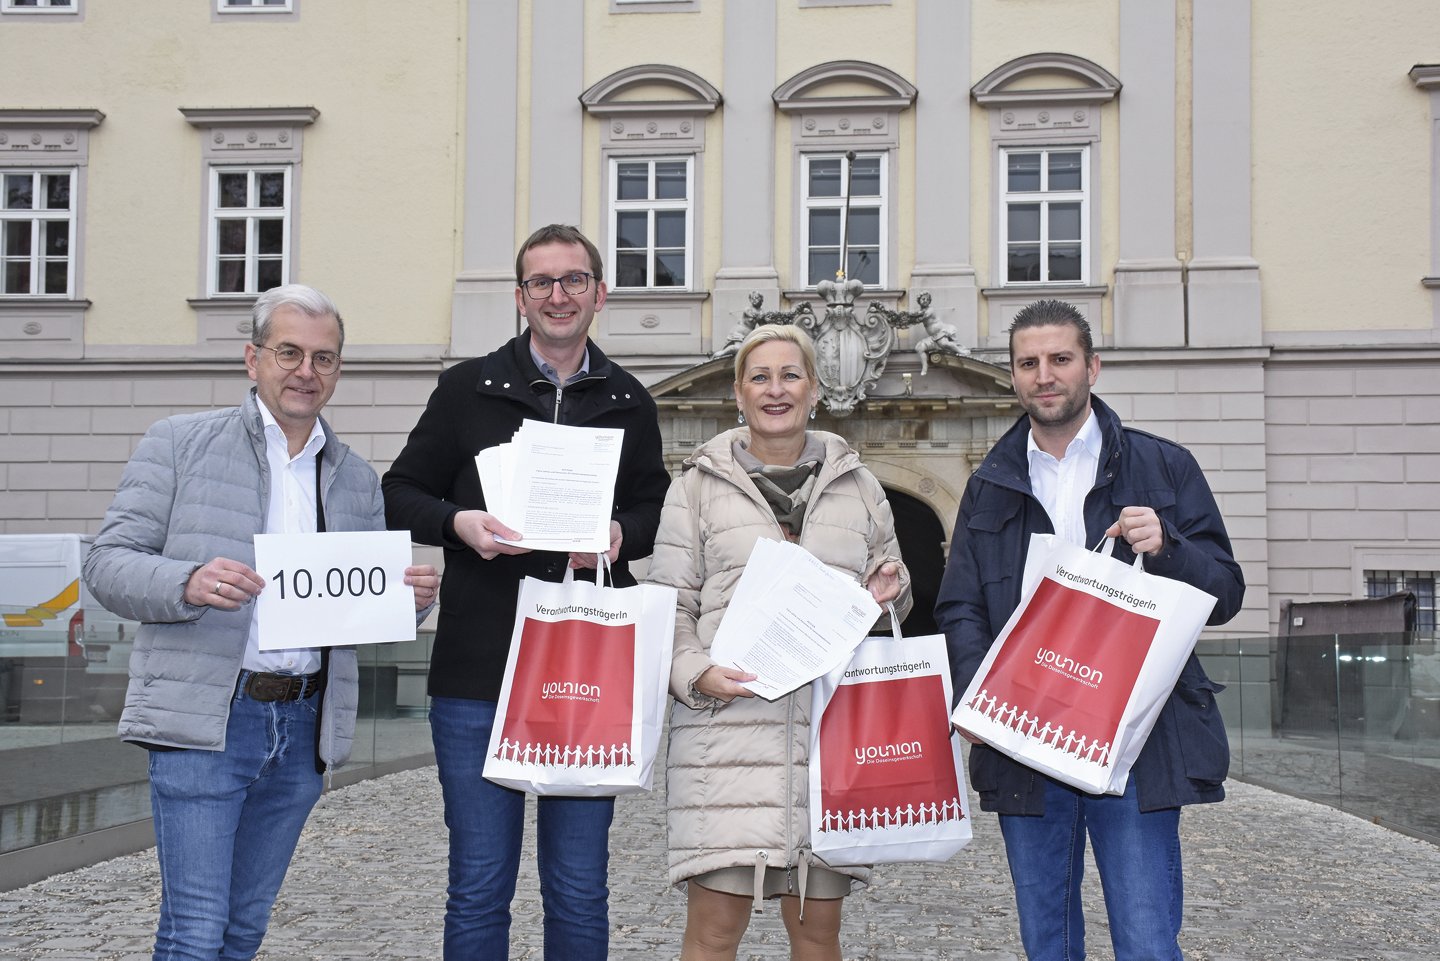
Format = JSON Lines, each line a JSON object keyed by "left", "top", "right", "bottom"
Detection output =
{"left": 560, "top": 552, "right": 613, "bottom": 587}
{"left": 1093, "top": 536, "right": 1146, "bottom": 572}
{"left": 881, "top": 601, "right": 904, "bottom": 641}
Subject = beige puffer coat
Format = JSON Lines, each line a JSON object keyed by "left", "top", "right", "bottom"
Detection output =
{"left": 648, "top": 428, "right": 912, "bottom": 890}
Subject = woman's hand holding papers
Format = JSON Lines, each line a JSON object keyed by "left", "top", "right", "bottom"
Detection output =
{"left": 453, "top": 510, "right": 530, "bottom": 561}
{"left": 695, "top": 664, "right": 759, "bottom": 703}
{"left": 405, "top": 565, "right": 440, "bottom": 609}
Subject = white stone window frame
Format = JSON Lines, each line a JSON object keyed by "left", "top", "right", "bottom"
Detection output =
{"left": 608, "top": 155, "right": 695, "bottom": 291}
{"left": 582, "top": 65, "right": 719, "bottom": 357}
{"left": 182, "top": 107, "right": 315, "bottom": 349}
{"left": 1412, "top": 65, "right": 1440, "bottom": 333}
{"left": 0, "top": 109, "right": 101, "bottom": 360}
{"left": 799, "top": 150, "right": 888, "bottom": 289}
{"left": 213, "top": 0, "right": 297, "bottom": 22}
{"left": 997, "top": 144, "right": 1091, "bottom": 287}
{"left": 0, "top": 0, "right": 81, "bottom": 15}
{"left": 774, "top": 60, "right": 915, "bottom": 297}
{"left": 973, "top": 53, "right": 1119, "bottom": 349}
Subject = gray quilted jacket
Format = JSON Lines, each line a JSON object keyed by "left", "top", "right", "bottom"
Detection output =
{"left": 84, "top": 389, "right": 381, "bottom": 766}
{"left": 647, "top": 428, "right": 912, "bottom": 888}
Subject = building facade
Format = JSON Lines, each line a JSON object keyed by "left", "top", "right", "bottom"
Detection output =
{"left": 3, "top": 0, "right": 1439, "bottom": 645}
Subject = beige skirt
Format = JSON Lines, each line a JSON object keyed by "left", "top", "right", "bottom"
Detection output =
{"left": 690, "top": 860, "right": 853, "bottom": 910}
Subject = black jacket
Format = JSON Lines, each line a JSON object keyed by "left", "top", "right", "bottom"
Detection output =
{"left": 935, "top": 395, "right": 1245, "bottom": 814}
{"left": 382, "top": 331, "right": 670, "bottom": 701}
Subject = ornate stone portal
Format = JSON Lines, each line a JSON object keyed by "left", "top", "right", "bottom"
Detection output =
{"left": 712, "top": 285, "right": 972, "bottom": 416}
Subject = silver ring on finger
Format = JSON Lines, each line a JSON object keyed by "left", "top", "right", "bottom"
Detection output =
{"left": 215, "top": 581, "right": 224, "bottom": 595}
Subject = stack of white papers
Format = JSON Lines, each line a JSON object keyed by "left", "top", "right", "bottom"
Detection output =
{"left": 475, "top": 420, "right": 624, "bottom": 554}
{"left": 708, "top": 538, "right": 882, "bottom": 700}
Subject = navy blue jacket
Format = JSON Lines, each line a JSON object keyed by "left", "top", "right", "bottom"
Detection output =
{"left": 935, "top": 396, "right": 1245, "bottom": 814}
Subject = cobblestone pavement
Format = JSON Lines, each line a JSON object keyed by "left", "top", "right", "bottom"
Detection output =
{"left": 3, "top": 769, "right": 1438, "bottom": 961}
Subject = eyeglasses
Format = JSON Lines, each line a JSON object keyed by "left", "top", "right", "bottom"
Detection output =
{"left": 519, "top": 271, "right": 593, "bottom": 300}
{"left": 257, "top": 344, "right": 341, "bottom": 376}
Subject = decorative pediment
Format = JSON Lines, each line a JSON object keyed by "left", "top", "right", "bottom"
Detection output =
{"left": 773, "top": 60, "right": 917, "bottom": 112}
{"left": 580, "top": 64, "right": 722, "bottom": 117}
{"left": 972, "top": 53, "right": 1120, "bottom": 107}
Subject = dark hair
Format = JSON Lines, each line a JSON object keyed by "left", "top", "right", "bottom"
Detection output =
{"left": 1007, "top": 298, "right": 1093, "bottom": 361}
{"left": 514, "top": 224, "right": 604, "bottom": 284}
{"left": 252, "top": 284, "right": 345, "bottom": 351}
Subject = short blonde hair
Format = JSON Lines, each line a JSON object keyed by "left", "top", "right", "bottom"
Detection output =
{"left": 732, "top": 324, "right": 819, "bottom": 385}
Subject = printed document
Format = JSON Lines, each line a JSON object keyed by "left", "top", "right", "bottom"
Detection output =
{"left": 709, "top": 538, "right": 881, "bottom": 700}
{"left": 475, "top": 420, "right": 623, "bottom": 553}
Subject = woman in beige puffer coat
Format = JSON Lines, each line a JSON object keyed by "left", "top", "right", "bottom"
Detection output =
{"left": 647, "top": 325, "right": 911, "bottom": 961}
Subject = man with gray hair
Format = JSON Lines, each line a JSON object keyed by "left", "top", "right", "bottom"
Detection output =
{"left": 85, "top": 284, "right": 439, "bottom": 961}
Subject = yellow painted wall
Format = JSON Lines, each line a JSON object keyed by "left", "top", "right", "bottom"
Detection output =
{"left": 1252, "top": 1, "right": 1433, "bottom": 332}
{"left": 970, "top": 0, "right": 1122, "bottom": 339}
{"left": 2, "top": 0, "right": 462, "bottom": 345}
{"left": 775, "top": 2, "right": 918, "bottom": 290}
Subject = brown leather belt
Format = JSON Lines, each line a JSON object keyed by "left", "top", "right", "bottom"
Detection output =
{"left": 239, "top": 671, "right": 320, "bottom": 702}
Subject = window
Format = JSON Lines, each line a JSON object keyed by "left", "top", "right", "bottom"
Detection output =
{"left": 802, "top": 152, "right": 885, "bottom": 287}
{"left": 1, "top": 0, "right": 75, "bottom": 10}
{"left": 1000, "top": 146, "right": 1088, "bottom": 285}
{"left": 1, "top": 170, "right": 74, "bottom": 297}
{"left": 1367, "top": 571, "right": 1437, "bottom": 633}
{"left": 610, "top": 157, "right": 692, "bottom": 290}
{"left": 208, "top": 166, "right": 290, "bottom": 295}
{"left": 218, "top": 0, "right": 291, "bottom": 10}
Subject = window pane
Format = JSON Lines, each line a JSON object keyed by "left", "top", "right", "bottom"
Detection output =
{"left": 217, "top": 259, "right": 245, "bottom": 293}
{"left": 654, "top": 162, "right": 687, "bottom": 200}
{"left": 4, "top": 220, "right": 32, "bottom": 256}
{"left": 849, "top": 156, "right": 881, "bottom": 197}
{"left": 257, "top": 172, "right": 285, "bottom": 208}
{"left": 218, "top": 173, "right": 248, "bottom": 208}
{"left": 256, "top": 259, "right": 282, "bottom": 292}
{"left": 5, "top": 174, "right": 34, "bottom": 210}
{"left": 653, "top": 251, "right": 685, "bottom": 287}
{"left": 4, "top": 261, "right": 32, "bottom": 293}
{"left": 809, "top": 209, "right": 841, "bottom": 247}
{"left": 654, "top": 210, "right": 685, "bottom": 249}
{"left": 847, "top": 248, "right": 879, "bottom": 285}
{"left": 847, "top": 208, "right": 879, "bottom": 246}
{"left": 44, "top": 259, "right": 67, "bottom": 294}
{"left": 808, "top": 158, "right": 842, "bottom": 198}
{"left": 257, "top": 218, "right": 283, "bottom": 255}
{"left": 42, "top": 220, "right": 67, "bottom": 256}
{"left": 1008, "top": 245, "right": 1040, "bottom": 283}
{"left": 1007, "top": 153, "right": 1041, "bottom": 192}
{"left": 1049, "top": 203, "right": 1081, "bottom": 241}
{"left": 1048, "top": 152, "right": 1083, "bottom": 191}
{"left": 43, "top": 174, "right": 70, "bottom": 210}
{"left": 616, "top": 163, "right": 649, "bottom": 201}
{"left": 217, "top": 219, "right": 247, "bottom": 256}
{"left": 615, "top": 251, "right": 646, "bottom": 287}
{"left": 1049, "top": 244, "right": 1082, "bottom": 282}
{"left": 808, "top": 250, "right": 839, "bottom": 285}
{"left": 615, "top": 211, "right": 647, "bottom": 250}
{"left": 1008, "top": 203, "right": 1040, "bottom": 243}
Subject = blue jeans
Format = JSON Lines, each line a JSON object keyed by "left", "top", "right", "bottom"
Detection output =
{"left": 998, "top": 776, "right": 1184, "bottom": 961}
{"left": 429, "top": 695, "right": 614, "bottom": 961}
{"left": 147, "top": 682, "right": 323, "bottom": 961}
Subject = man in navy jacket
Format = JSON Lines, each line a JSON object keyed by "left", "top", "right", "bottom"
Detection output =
{"left": 935, "top": 299, "right": 1244, "bottom": 961}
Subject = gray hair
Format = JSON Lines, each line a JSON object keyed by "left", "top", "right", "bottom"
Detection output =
{"left": 251, "top": 284, "right": 345, "bottom": 351}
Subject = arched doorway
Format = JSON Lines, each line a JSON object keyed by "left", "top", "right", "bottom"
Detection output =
{"left": 886, "top": 487, "right": 947, "bottom": 637}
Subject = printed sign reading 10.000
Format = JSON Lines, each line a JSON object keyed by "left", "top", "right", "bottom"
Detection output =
{"left": 271, "top": 566, "right": 387, "bottom": 601}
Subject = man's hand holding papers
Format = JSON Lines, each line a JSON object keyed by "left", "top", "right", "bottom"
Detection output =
{"left": 473, "top": 420, "right": 625, "bottom": 555}
{"left": 707, "top": 538, "right": 882, "bottom": 701}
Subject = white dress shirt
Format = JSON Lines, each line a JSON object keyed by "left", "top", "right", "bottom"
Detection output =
{"left": 242, "top": 399, "right": 325, "bottom": 675}
{"left": 1026, "top": 409, "right": 1103, "bottom": 549}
